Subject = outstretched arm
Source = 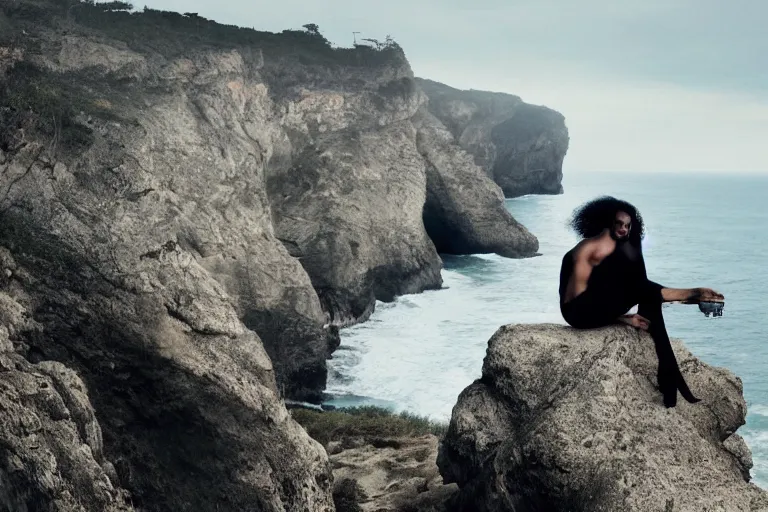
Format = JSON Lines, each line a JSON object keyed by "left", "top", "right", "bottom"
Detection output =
{"left": 661, "top": 288, "right": 700, "bottom": 302}
{"left": 666, "top": 287, "right": 725, "bottom": 303}
{"left": 636, "top": 247, "right": 723, "bottom": 303}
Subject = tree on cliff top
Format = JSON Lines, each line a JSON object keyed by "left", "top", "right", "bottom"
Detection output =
{"left": 94, "top": 1, "right": 132, "bottom": 10}
{"left": 302, "top": 23, "right": 320, "bottom": 35}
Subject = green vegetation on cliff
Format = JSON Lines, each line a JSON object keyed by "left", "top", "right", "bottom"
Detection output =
{"left": 1, "top": 62, "right": 92, "bottom": 155}
{"left": 2, "top": 0, "right": 406, "bottom": 68}
{"left": 291, "top": 406, "right": 448, "bottom": 446}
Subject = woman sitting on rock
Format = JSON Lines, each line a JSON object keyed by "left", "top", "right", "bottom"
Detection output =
{"left": 558, "top": 196, "right": 724, "bottom": 407}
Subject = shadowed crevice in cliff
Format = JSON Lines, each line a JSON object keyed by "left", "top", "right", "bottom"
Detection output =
{"left": 242, "top": 308, "right": 339, "bottom": 402}
{"left": 422, "top": 161, "right": 489, "bottom": 255}
{"left": 0, "top": 215, "right": 334, "bottom": 511}
{"left": 0, "top": 336, "right": 135, "bottom": 510}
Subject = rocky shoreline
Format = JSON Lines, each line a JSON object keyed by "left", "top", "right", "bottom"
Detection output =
{"left": 289, "top": 323, "right": 768, "bottom": 511}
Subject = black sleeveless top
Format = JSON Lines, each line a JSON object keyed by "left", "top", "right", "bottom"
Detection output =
{"left": 559, "top": 249, "right": 575, "bottom": 305}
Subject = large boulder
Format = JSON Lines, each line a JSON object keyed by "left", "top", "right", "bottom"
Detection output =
{"left": 438, "top": 324, "right": 768, "bottom": 512}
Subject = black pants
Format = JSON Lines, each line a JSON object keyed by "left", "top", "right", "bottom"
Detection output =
{"left": 560, "top": 278, "right": 698, "bottom": 407}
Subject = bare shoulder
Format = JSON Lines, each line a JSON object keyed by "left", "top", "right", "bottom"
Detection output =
{"left": 572, "top": 239, "right": 597, "bottom": 260}
{"left": 573, "top": 238, "right": 612, "bottom": 265}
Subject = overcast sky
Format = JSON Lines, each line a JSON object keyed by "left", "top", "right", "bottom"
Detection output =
{"left": 142, "top": 0, "right": 767, "bottom": 174}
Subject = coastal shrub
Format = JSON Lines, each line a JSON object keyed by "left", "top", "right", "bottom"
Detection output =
{"left": 512, "top": 464, "right": 621, "bottom": 512}
{"left": 290, "top": 405, "right": 448, "bottom": 446}
{"left": 2, "top": 1, "right": 406, "bottom": 74}
{"left": 56, "top": 1, "right": 404, "bottom": 68}
{"left": 1, "top": 1, "right": 55, "bottom": 30}
{"left": 0, "top": 62, "right": 94, "bottom": 155}
{"left": 93, "top": 1, "right": 133, "bottom": 11}
{"left": 332, "top": 478, "right": 366, "bottom": 512}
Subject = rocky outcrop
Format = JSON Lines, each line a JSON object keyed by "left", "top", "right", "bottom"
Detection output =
{"left": 414, "top": 109, "right": 538, "bottom": 257}
{"left": 438, "top": 324, "right": 768, "bottom": 512}
{"left": 329, "top": 435, "right": 457, "bottom": 512}
{"left": 0, "top": 0, "right": 546, "bottom": 404}
{"left": 417, "top": 78, "right": 569, "bottom": 198}
{"left": 2, "top": 15, "right": 336, "bottom": 402}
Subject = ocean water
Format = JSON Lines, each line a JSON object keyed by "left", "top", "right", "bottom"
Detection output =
{"left": 326, "top": 170, "right": 768, "bottom": 487}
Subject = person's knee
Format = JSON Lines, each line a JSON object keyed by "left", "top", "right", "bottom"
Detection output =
{"left": 638, "top": 300, "right": 662, "bottom": 313}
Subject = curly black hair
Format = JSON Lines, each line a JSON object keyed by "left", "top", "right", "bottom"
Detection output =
{"left": 568, "top": 196, "right": 645, "bottom": 246}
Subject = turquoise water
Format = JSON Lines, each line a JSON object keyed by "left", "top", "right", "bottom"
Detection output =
{"left": 326, "top": 170, "right": 768, "bottom": 486}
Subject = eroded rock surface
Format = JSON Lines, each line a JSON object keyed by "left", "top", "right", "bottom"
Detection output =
{"left": 330, "top": 435, "right": 457, "bottom": 512}
{"left": 414, "top": 109, "right": 538, "bottom": 257}
{"left": 0, "top": 256, "right": 334, "bottom": 511}
{"left": 0, "top": 317, "right": 134, "bottom": 512}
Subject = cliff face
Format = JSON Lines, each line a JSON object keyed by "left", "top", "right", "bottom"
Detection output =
{"left": 417, "top": 78, "right": 570, "bottom": 198}
{"left": 265, "top": 77, "right": 443, "bottom": 325}
{"left": 0, "top": 244, "right": 336, "bottom": 512}
{"left": 0, "top": 1, "right": 552, "bottom": 397}
{"left": 0, "top": 1, "right": 561, "bottom": 510}
{"left": 438, "top": 324, "right": 768, "bottom": 512}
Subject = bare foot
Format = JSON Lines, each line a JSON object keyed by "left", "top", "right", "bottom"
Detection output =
{"left": 618, "top": 314, "right": 650, "bottom": 331}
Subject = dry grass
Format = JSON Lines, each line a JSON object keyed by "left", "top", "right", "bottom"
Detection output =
{"left": 290, "top": 405, "right": 448, "bottom": 446}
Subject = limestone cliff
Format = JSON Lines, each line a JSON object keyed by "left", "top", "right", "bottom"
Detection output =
{"left": 417, "top": 78, "right": 570, "bottom": 198}
{"left": 438, "top": 324, "right": 768, "bottom": 512}
{"left": 0, "top": 1, "right": 558, "bottom": 509}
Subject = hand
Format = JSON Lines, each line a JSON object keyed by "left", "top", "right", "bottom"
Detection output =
{"left": 618, "top": 314, "right": 650, "bottom": 331}
{"left": 685, "top": 287, "right": 725, "bottom": 303}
